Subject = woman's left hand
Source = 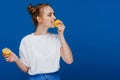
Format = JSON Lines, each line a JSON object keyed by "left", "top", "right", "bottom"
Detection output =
{"left": 57, "top": 21, "right": 65, "bottom": 35}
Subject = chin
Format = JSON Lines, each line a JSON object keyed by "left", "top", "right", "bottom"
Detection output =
{"left": 49, "top": 26, "right": 55, "bottom": 28}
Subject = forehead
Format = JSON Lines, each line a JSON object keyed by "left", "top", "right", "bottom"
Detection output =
{"left": 42, "top": 6, "right": 54, "bottom": 14}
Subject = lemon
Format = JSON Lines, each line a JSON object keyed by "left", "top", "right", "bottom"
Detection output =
{"left": 2, "top": 48, "right": 11, "bottom": 56}
{"left": 53, "top": 20, "right": 61, "bottom": 27}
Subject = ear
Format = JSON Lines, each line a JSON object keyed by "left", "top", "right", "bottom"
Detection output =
{"left": 36, "top": 16, "right": 42, "bottom": 23}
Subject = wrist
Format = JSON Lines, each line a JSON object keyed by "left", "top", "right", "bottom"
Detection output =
{"left": 59, "top": 33, "right": 64, "bottom": 37}
{"left": 15, "top": 57, "right": 19, "bottom": 63}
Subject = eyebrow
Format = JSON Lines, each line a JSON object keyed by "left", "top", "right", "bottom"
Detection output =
{"left": 49, "top": 11, "right": 55, "bottom": 14}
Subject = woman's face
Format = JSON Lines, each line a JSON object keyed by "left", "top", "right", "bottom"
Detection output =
{"left": 40, "top": 6, "right": 56, "bottom": 28}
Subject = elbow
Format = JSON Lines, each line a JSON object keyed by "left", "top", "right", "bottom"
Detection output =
{"left": 21, "top": 66, "right": 29, "bottom": 73}
{"left": 24, "top": 69, "right": 29, "bottom": 73}
{"left": 22, "top": 68, "right": 28, "bottom": 73}
{"left": 66, "top": 59, "right": 73, "bottom": 64}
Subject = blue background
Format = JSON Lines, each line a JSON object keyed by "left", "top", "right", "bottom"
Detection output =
{"left": 0, "top": 0, "right": 120, "bottom": 80}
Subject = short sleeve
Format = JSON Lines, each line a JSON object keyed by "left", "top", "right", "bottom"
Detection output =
{"left": 19, "top": 39, "right": 30, "bottom": 67}
{"left": 56, "top": 35, "right": 62, "bottom": 48}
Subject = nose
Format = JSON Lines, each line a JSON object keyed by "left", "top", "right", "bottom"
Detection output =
{"left": 53, "top": 15, "right": 56, "bottom": 20}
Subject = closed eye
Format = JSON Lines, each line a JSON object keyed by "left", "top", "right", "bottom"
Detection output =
{"left": 48, "top": 12, "right": 55, "bottom": 17}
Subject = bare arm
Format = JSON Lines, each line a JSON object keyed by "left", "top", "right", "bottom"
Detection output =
{"left": 4, "top": 52, "right": 29, "bottom": 73}
{"left": 57, "top": 21, "right": 73, "bottom": 64}
{"left": 59, "top": 34, "right": 73, "bottom": 64}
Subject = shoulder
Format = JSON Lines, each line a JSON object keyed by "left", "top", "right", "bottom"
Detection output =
{"left": 21, "top": 33, "right": 33, "bottom": 43}
{"left": 48, "top": 33, "right": 59, "bottom": 38}
{"left": 48, "top": 33, "right": 60, "bottom": 42}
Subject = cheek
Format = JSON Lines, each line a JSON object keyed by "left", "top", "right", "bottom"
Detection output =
{"left": 42, "top": 16, "right": 52, "bottom": 25}
{"left": 45, "top": 19, "right": 51, "bottom": 24}
{"left": 44, "top": 18, "right": 50, "bottom": 23}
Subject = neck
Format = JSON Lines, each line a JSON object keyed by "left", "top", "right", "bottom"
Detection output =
{"left": 34, "top": 24, "right": 48, "bottom": 35}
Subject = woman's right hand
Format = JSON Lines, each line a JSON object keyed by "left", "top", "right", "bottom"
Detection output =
{"left": 3, "top": 52, "right": 18, "bottom": 62}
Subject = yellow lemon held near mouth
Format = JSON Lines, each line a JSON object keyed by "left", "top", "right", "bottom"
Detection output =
{"left": 53, "top": 20, "right": 61, "bottom": 27}
{"left": 2, "top": 48, "right": 11, "bottom": 56}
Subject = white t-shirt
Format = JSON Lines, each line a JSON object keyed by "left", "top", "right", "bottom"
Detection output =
{"left": 19, "top": 33, "right": 61, "bottom": 75}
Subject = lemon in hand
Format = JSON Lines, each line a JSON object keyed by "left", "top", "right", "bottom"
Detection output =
{"left": 2, "top": 48, "right": 11, "bottom": 57}
{"left": 53, "top": 20, "right": 62, "bottom": 27}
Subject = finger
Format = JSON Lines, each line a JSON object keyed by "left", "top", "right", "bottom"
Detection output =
{"left": 58, "top": 30, "right": 61, "bottom": 32}
{"left": 5, "top": 58, "right": 10, "bottom": 62}
{"left": 10, "top": 52, "right": 15, "bottom": 55}
{"left": 2, "top": 54, "right": 6, "bottom": 57}
{"left": 55, "top": 22, "right": 64, "bottom": 28}
{"left": 58, "top": 23, "right": 63, "bottom": 26}
{"left": 4, "top": 55, "right": 10, "bottom": 58}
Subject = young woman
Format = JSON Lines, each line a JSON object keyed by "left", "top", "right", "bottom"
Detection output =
{"left": 3, "top": 3, "right": 73, "bottom": 80}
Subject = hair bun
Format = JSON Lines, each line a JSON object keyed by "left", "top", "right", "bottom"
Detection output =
{"left": 27, "top": 4, "right": 36, "bottom": 15}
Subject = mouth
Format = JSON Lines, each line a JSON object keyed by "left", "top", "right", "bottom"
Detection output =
{"left": 51, "top": 21, "right": 54, "bottom": 24}
{"left": 51, "top": 21, "right": 55, "bottom": 25}
{"left": 50, "top": 21, "right": 55, "bottom": 28}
